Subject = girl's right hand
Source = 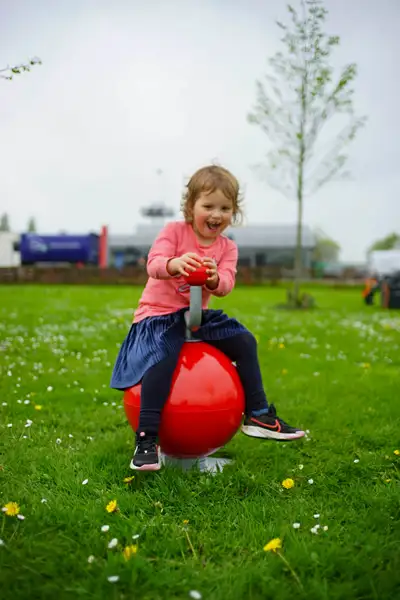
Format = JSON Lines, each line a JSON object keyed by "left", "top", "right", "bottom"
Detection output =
{"left": 167, "top": 253, "right": 203, "bottom": 277}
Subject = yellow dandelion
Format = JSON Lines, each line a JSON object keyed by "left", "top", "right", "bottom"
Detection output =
{"left": 394, "top": 450, "right": 400, "bottom": 456}
{"left": 123, "top": 476, "right": 135, "bottom": 483}
{"left": 282, "top": 478, "right": 295, "bottom": 489}
{"left": 106, "top": 500, "right": 118, "bottom": 513}
{"left": 385, "top": 479, "right": 392, "bottom": 483}
{"left": 279, "top": 343, "right": 285, "bottom": 349}
{"left": 183, "top": 519, "right": 189, "bottom": 525}
{"left": 34, "top": 405, "right": 42, "bottom": 411}
{"left": 263, "top": 537, "right": 303, "bottom": 591}
{"left": 122, "top": 544, "right": 138, "bottom": 560}
{"left": 2, "top": 502, "right": 20, "bottom": 517}
{"left": 282, "top": 369, "right": 288, "bottom": 375}
{"left": 264, "top": 538, "right": 282, "bottom": 553}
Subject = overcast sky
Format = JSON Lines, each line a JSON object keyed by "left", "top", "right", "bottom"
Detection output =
{"left": 1, "top": 0, "right": 399, "bottom": 261}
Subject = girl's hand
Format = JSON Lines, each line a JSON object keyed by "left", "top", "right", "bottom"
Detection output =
{"left": 202, "top": 257, "right": 219, "bottom": 289}
{"left": 167, "top": 253, "right": 202, "bottom": 277}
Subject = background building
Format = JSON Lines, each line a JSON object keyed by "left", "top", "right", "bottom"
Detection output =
{"left": 108, "top": 222, "right": 316, "bottom": 269}
{"left": 0, "top": 214, "right": 316, "bottom": 271}
{"left": 0, "top": 232, "right": 20, "bottom": 267}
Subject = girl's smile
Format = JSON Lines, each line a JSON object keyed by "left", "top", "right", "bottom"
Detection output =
{"left": 191, "top": 189, "right": 233, "bottom": 244}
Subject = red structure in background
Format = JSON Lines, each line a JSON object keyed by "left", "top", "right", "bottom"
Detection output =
{"left": 99, "top": 225, "right": 108, "bottom": 268}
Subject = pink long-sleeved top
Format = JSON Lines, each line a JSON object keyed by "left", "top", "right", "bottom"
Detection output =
{"left": 133, "top": 221, "right": 238, "bottom": 323}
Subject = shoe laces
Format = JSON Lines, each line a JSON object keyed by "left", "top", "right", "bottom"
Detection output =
{"left": 267, "top": 404, "right": 290, "bottom": 428}
{"left": 136, "top": 432, "right": 157, "bottom": 454}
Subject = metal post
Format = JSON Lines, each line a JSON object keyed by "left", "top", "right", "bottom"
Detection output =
{"left": 184, "top": 286, "right": 203, "bottom": 339}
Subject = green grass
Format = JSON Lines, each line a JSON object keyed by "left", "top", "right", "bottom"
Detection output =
{"left": 1, "top": 285, "right": 399, "bottom": 600}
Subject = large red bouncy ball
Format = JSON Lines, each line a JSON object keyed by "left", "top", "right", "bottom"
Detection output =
{"left": 184, "top": 265, "right": 209, "bottom": 286}
{"left": 124, "top": 342, "right": 245, "bottom": 458}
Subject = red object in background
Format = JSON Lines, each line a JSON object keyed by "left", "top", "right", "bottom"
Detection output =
{"left": 99, "top": 225, "right": 108, "bottom": 268}
{"left": 124, "top": 342, "right": 245, "bottom": 458}
{"left": 185, "top": 265, "right": 209, "bottom": 286}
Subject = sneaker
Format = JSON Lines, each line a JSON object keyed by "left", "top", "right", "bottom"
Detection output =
{"left": 130, "top": 431, "right": 161, "bottom": 471}
{"left": 241, "top": 404, "right": 305, "bottom": 441}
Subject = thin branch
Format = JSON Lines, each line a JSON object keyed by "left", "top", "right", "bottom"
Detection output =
{"left": 248, "top": 0, "right": 366, "bottom": 201}
{"left": 0, "top": 57, "right": 42, "bottom": 80}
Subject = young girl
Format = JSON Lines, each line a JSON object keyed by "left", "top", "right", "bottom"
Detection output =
{"left": 111, "top": 165, "right": 305, "bottom": 471}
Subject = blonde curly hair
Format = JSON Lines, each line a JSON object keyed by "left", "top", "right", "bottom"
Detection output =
{"left": 181, "top": 165, "right": 244, "bottom": 225}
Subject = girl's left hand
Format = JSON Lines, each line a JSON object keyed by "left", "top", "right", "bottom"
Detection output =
{"left": 202, "top": 257, "right": 219, "bottom": 288}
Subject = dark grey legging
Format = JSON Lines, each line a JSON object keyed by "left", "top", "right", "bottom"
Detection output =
{"left": 139, "top": 332, "right": 268, "bottom": 434}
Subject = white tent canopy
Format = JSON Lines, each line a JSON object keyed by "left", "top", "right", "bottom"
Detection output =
{"left": 368, "top": 250, "right": 400, "bottom": 276}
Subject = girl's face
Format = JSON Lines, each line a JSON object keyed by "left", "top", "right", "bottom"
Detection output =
{"left": 191, "top": 189, "right": 234, "bottom": 244}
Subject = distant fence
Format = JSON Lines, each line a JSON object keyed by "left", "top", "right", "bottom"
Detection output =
{"left": 0, "top": 266, "right": 365, "bottom": 286}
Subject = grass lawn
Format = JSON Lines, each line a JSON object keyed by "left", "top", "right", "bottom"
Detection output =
{"left": 1, "top": 284, "right": 399, "bottom": 600}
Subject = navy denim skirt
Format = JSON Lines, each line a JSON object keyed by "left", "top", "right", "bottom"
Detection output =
{"left": 110, "top": 308, "right": 248, "bottom": 390}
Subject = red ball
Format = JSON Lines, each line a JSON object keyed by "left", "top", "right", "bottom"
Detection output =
{"left": 185, "top": 265, "right": 209, "bottom": 286}
{"left": 124, "top": 342, "right": 245, "bottom": 458}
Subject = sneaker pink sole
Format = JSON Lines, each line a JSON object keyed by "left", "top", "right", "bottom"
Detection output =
{"left": 129, "top": 460, "right": 161, "bottom": 471}
{"left": 241, "top": 425, "right": 305, "bottom": 441}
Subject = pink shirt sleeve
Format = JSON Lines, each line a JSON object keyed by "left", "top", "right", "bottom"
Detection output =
{"left": 146, "top": 222, "right": 177, "bottom": 279}
{"left": 207, "top": 241, "right": 238, "bottom": 297}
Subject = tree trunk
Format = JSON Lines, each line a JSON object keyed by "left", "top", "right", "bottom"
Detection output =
{"left": 292, "top": 67, "right": 307, "bottom": 307}
{"left": 293, "top": 168, "right": 304, "bottom": 305}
